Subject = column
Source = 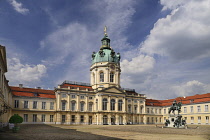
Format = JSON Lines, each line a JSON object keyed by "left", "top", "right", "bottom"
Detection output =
{"left": 123, "top": 97, "right": 126, "bottom": 112}
{"left": 76, "top": 95, "right": 79, "bottom": 111}
{"left": 108, "top": 96, "right": 111, "bottom": 112}
{"left": 57, "top": 93, "right": 61, "bottom": 110}
{"left": 123, "top": 114, "right": 127, "bottom": 125}
{"left": 108, "top": 114, "right": 111, "bottom": 125}
{"left": 66, "top": 113, "right": 70, "bottom": 124}
{"left": 67, "top": 94, "right": 70, "bottom": 110}
{"left": 116, "top": 98, "right": 118, "bottom": 112}
{"left": 116, "top": 114, "right": 119, "bottom": 125}
{"left": 56, "top": 113, "right": 61, "bottom": 124}
{"left": 86, "top": 95, "right": 88, "bottom": 111}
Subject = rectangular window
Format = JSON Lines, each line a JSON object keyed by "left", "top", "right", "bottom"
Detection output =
{"left": 33, "top": 101, "right": 37, "bottom": 109}
{"left": 190, "top": 106, "right": 193, "bottom": 113}
{"left": 198, "top": 116, "right": 201, "bottom": 124}
{"left": 191, "top": 117, "right": 194, "bottom": 124}
{"left": 159, "top": 109, "right": 161, "bottom": 114}
{"left": 80, "top": 115, "right": 84, "bottom": 123}
{"left": 71, "top": 95, "right": 76, "bottom": 98}
{"left": 197, "top": 106, "right": 201, "bottom": 112}
{"left": 80, "top": 95, "right": 85, "bottom": 99}
{"left": 184, "top": 107, "right": 187, "bottom": 113}
{"left": 89, "top": 103, "right": 93, "bottom": 111}
{"left": 206, "top": 116, "right": 209, "bottom": 124}
{"left": 147, "top": 108, "right": 150, "bottom": 114}
{"left": 62, "top": 102, "right": 66, "bottom": 110}
{"left": 62, "top": 93, "right": 67, "bottom": 98}
{"left": 205, "top": 105, "right": 209, "bottom": 112}
{"left": 62, "top": 115, "right": 66, "bottom": 123}
{"left": 184, "top": 117, "right": 187, "bottom": 121}
{"left": 14, "top": 100, "right": 19, "bottom": 108}
{"left": 151, "top": 108, "right": 154, "bottom": 114}
{"left": 24, "top": 101, "right": 29, "bottom": 108}
{"left": 50, "top": 115, "right": 54, "bottom": 122}
{"left": 164, "top": 109, "right": 166, "bottom": 114}
{"left": 134, "top": 100, "right": 137, "bottom": 103}
{"left": 71, "top": 102, "right": 76, "bottom": 111}
{"left": 50, "top": 102, "right": 54, "bottom": 110}
{"left": 33, "top": 114, "right": 37, "bottom": 122}
{"left": 42, "top": 102, "right": 46, "bottom": 109}
{"left": 42, "top": 114, "right": 46, "bottom": 122}
{"left": 71, "top": 115, "right": 75, "bottom": 123}
{"left": 155, "top": 109, "right": 157, "bottom": 114}
{"left": 24, "top": 114, "right": 28, "bottom": 122}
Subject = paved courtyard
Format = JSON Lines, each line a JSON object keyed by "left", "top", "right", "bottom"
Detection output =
{"left": 1, "top": 124, "right": 210, "bottom": 140}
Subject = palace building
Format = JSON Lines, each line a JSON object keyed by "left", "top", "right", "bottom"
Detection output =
{"left": 0, "top": 30, "right": 210, "bottom": 127}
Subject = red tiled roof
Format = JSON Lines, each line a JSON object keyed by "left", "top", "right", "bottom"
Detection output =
{"left": 10, "top": 86, "right": 55, "bottom": 99}
{"left": 146, "top": 93, "right": 210, "bottom": 107}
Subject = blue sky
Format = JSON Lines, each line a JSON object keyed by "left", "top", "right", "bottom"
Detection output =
{"left": 1, "top": 0, "right": 210, "bottom": 99}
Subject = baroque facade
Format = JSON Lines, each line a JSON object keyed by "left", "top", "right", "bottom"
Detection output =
{"left": 0, "top": 31, "right": 210, "bottom": 126}
{"left": 0, "top": 45, "right": 12, "bottom": 128}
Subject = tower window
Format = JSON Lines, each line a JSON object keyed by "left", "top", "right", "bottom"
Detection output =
{"left": 100, "top": 72, "right": 104, "bottom": 82}
{"left": 110, "top": 72, "right": 114, "bottom": 82}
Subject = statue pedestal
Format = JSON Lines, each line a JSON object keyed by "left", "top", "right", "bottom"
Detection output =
{"left": 165, "top": 111, "right": 186, "bottom": 128}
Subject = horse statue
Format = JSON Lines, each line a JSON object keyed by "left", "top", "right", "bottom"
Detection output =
{"left": 168, "top": 100, "right": 182, "bottom": 115}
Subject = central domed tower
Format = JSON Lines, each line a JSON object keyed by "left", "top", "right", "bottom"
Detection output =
{"left": 90, "top": 27, "right": 121, "bottom": 90}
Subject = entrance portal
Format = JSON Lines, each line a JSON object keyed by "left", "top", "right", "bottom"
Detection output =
{"left": 89, "top": 116, "right": 92, "bottom": 125}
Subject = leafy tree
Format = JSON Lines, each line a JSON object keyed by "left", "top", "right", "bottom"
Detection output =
{"left": 9, "top": 114, "right": 23, "bottom": 132}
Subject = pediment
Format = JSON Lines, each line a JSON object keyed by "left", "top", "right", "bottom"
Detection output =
{"left": 99, "top": 86, "right": 125, "bottom": 94}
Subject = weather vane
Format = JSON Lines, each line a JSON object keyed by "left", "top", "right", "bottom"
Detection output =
{"left": 104, "top": 26, "right": 107, "bottom": 35}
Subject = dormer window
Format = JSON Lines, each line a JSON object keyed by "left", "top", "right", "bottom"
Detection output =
{"left": 190, "top": 99, "right": 194, "bottom": 103}
{"left": 34, "top": 93, "right": 39, "bottom": 96}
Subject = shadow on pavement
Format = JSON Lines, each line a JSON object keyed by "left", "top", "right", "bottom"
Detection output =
{"left": 0, "top": 124, "right": 123, "bottom": 140}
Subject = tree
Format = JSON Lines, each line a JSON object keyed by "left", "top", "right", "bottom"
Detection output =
{"left": 9, "top": 114, "right": 23, "bottom": 132}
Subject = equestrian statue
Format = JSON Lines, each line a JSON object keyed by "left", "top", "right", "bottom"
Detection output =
{"left": 168, "top": 100, "right": 182, "bottom": 115}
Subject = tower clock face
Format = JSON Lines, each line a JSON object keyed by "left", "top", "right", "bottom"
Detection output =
{"left": 110, "top": 64, "right": 115, "bottom": 70}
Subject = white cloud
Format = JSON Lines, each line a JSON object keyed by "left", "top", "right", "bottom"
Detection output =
{"left": 40, "top": 0, "right": 137, "bottom": 85}
{"left": 140, "top": 0, "right": 210, "bottom": 62}
{"left": 9, "top": 0, "right": 29, "bottom": 15}
{"left": 121, "top": 55, "right": 155, "bottom": 74}
{"left": 172, "top": 80, "right": 210, "bottom": 97}
{"left": 6, "top": 58, "right": 46, "bottom": 85}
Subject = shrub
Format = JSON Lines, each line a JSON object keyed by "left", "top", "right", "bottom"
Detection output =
{"left": 9, "top": 114, "right": 23, "bottom": 124}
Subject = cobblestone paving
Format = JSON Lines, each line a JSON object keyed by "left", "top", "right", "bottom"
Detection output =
{"left": 0, "top": 124, "right": 210, "bottom": 140}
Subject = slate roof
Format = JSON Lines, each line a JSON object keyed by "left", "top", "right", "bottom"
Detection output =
{"left": 10, "top": 86, "right": 55, "bottom": 99}
{"left": 146, "top": 93, "right": 210, "bottom": 107}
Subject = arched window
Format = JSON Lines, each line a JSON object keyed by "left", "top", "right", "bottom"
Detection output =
{"left": 103, "top": 115, "right": 108, "bottom": 125}
{"left": 134, "top": 105, "right": 138, "bottom": 113}
{"left": 100, "top": 71, "right": 104, "bottom": 82}
{"left": 110, "top": 99, "right": 115, "bottom": 111}
{"left": 80, "top": 101, "right": 85, "bottom": 111}
{"left": 110, "top": 72, "right": 114, "bottom": 82}
{"left": 71, "top": 100, "right": 76, "bottom": 111}
{"left": 128, "top": 104, "right": 132, "bottom": 113}
{"left": 102, "top": 98, "right": 108, "bottom": 110}
{"left": 140, "top": 106, "right": 144, "bottom": 114}
{"left": 89, "top": 102, "right": 93, "bottom": 111}
{"left": 118, "top": 100, "right": 123, "bottom": 111}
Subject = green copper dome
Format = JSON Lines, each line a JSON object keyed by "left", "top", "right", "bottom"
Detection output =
{"left": 92, "top": 34, "right": 120, "bottom": 64}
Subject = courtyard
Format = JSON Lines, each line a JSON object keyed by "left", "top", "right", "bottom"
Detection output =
{"left": 0, "top": 124, "right": 210, "bottom": 140}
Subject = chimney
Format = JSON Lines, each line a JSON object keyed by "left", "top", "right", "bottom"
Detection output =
{"left": 19, "top": 84, "right": 23, "bottom": 88}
